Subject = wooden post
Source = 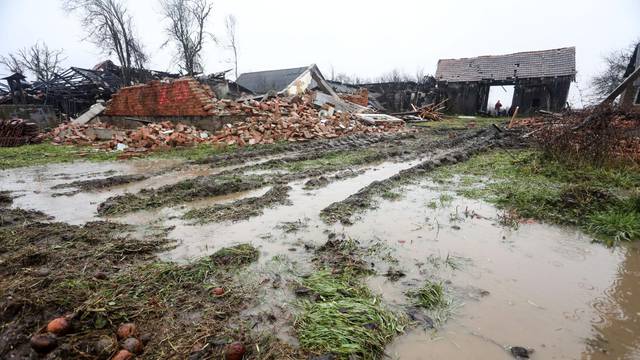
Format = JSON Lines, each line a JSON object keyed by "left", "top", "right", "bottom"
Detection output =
{"left": 508, "top": 106, "right": 519, "bottom": 129}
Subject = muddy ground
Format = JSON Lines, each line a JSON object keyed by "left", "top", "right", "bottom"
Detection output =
{"left": 1, "top": 123, "right": 639, "bottom": 359}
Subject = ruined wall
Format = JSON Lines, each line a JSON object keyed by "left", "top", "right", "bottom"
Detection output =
{"left": 512, "top": 77, "right": 572, "bottom": 115}
{"left": 104, "top": 78, "right": 216, "bottom": 117}
{"left": 0, "top": 105, "right": 59, "bottom": 129}
{"left": 439, "top": 82, "right": 489, "bottom": 115}
{"left": 440, "top": 76, "right": 572, "bottom": 115}
{"left": 360, "top": 82, "right": 437, "bottom": 112}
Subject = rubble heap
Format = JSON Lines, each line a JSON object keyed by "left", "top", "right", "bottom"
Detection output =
{"left": 209, "top": 94, "right": 405, "bottom": 145}
{"left": 48, "top": 121, "right": 211, "bottom": 150}
{"left": 47, "top": 93, "right": 407, "bottom": 150}
{"left": 0, "top": 118, "right": 41, "bottom": 147}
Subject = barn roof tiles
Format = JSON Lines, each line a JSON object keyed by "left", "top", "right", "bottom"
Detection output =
{"left": 435, "top": 47, "right": 576, "bottom": 82}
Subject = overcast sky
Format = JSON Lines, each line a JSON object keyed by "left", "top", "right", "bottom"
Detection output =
{"left": 1, "top": 0, "right": 638, "bottom": 107}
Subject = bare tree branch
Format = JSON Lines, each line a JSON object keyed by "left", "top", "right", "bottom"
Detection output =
{"left": 590, "top": 40, "right": 639, "bottom": 103}
{"left": 0, "top": 53, "right": 24, "bottom": 75}
{"left": 17, "top": 42, "right": 65, "bottom": 82}
{"left": 161, "top": 0, "right": 213, "bottom": 75}
{"left": 63, "top": 0, "right": 147, "bottom": 85}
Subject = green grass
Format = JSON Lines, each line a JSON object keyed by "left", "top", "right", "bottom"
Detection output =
{"left": 0, "top": 143, "right": 118, "bottom": 169}
{"left": 407, "top": 280, "right": 446, "bottom": 310}
{"left": 412, "top": 116, "right": 509, "bottom": 130}
{"left": 273, "top": 148, "right": 379, "bottom": 173}
{"left": 0, "top": 141, "right": 289, "bottom": 169}
{"left": 434, "top": 150, "right": 640, "bottom": 245}
{"left": 295, "top": 270, "right": 405, "bottom": 359}
{"left": 381, "top": 190, "right": 401, "bottom": 200}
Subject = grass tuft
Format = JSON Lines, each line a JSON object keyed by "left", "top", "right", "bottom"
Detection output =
{"left": 295, "top": 271, "right": 405, "bottom": 359}
{"left": 209, "top": 243, "right": 259, "bottom": 267}
{"left": 407, "top": 280, "right": 446, "bottom": 310}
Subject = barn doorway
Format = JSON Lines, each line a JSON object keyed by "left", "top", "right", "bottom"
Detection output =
{"left": 487, "top": 85, "right": 514, "bottom": 116}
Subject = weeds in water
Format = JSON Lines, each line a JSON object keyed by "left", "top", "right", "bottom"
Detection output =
{"left": 295, "top": 271, "right": 405, "bottom": 359}
{"left": 276, "top": 218, "right": 310, "bottom": 233}
{"left": 209, "top": 243, "right": 259, "bottom": 267}
{"left": 407, "top": 280, "right": 446, "bottom": 310}
{"left": 432, "top": 150, "right": 640, "bottom": 245}
{"left": 381, "top": 190, "right": 402, "bottom": 200}
{"left": 586, "top": 210, "right": 640, "bottom": 246}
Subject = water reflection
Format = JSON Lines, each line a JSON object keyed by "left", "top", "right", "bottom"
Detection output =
{"left": 583, "top": 244, "right": 640, "bottom": 359}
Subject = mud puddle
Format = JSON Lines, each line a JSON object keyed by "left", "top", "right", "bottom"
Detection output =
{"left": 0, "top": 158, "right": 263, "bottom": 224}
{"left": 350, "top": 183, "right": 639, "bottom": 360}
{"left": 139, "top": 159, "right": 422, "bottom": 261}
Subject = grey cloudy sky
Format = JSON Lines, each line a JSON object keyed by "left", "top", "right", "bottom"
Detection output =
{"left": 1, "top": 0, "right": 638, "bottom": 107}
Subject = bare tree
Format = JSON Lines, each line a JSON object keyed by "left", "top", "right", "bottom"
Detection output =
{"left": 590, "top": 41, "right": 638, "bottom": 102}
{"left": 161, "top": 0, "right": 213, "bottom": 75}
{"left": 63, "top": 0, "right": 147, "bottom": 85}
{"left": 17, "top": 42, "right": 65, "bottom": 83}
{"left": 0, "top": 53, "right": 24, "bottom": 75}
{"left": 225, "top": 14, "right": 239, "bottom": 80}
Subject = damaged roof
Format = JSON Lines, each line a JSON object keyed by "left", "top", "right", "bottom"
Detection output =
{"left": 236, "top": 66, "right": 309, "bottom": 94}
{"left": 436, "top": 47, "right": 576, "bottom": 82}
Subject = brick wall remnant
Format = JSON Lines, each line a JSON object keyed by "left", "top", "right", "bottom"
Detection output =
{"left": 104, "top": 77, "right": 216, "bottom": 117}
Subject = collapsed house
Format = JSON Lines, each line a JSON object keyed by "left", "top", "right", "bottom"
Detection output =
{"left": 235, "top": 64, "right": 338, "bottom": 97}
{"left": 435, "top": 47, "right": 576, "bottom": 115}
{"left": 0, "top": 60, "right": 181, "bottom": 122}
{"left": 620, "top": 43, "right": 640, "bottom": 110}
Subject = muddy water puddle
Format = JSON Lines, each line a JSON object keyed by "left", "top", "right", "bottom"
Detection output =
{"left": 0, "top": 158, "right": 258, "bottom": 224}
{"left": 353, "top": 184, "right": 639, "bottom": 359}
{"left": 2, "top": 155, "right": 639, "bottom": 359}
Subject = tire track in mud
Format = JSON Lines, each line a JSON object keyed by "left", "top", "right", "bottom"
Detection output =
{"left": 320, "top": 128, "right": 502, "bottom": 225}
{"left": 95, "top": 128, "right": 504, "bottom": 218}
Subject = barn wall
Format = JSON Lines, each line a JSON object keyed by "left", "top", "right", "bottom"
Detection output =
{"left": 440, "top": 76, "right": 572, "bottom": 115}
{"left": 439, "top": 82, "right": 489, "bottom": 115}
{"left": 512, "top": 77, "right": 572, "bottom": 115}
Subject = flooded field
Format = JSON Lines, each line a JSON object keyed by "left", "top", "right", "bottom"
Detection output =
{"left": 1, "top": 129, "right": 639, "bottom": 359}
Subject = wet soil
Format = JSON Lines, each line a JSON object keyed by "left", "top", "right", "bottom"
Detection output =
{"left": 52, "top": 174, "right": 149, "bottom": 191}
{"left": 183, "top": 185, "right": 291, "bottom": 224}
{"left": 2, "top": 124, "right": 639, "bottom": 359}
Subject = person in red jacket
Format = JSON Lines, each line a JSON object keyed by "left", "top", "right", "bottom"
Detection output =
{"left": 494, "top": 100, "right": 503, "bottom": 115}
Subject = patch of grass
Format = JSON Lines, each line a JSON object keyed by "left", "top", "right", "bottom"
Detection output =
{"left": 407, "top": 280, "right": 446, "bottom": 310}
{"left": 183, "top": 185, "right": 291, "bottom": 224}
{"left": 97, "top": 174, "right": 266, "bottom": 215}
{"left": 295, "top": 271, "right": 405, "bottom": 359}
{"left": 279, "top": 149, "right": 380, "bottom": 173}
{"left": 381, "top": 190, "right": 401, "bottom": 200}
{"left": 0, "top": 141, "right": 289, "bottom": 170}
{"left": 0, "top": 143, "right": 118, "bottom": 169}
{"left": 586, "top": 210, "right": 640, "bottom": 246}
{"left": 412, "top": 117, "right": 508, "bottom": 130}
{"left": 209, "top": 243, "right": 259, "bottom": 267}
{"left": 434, "top": 150, "right": 640, "bottom": 245}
